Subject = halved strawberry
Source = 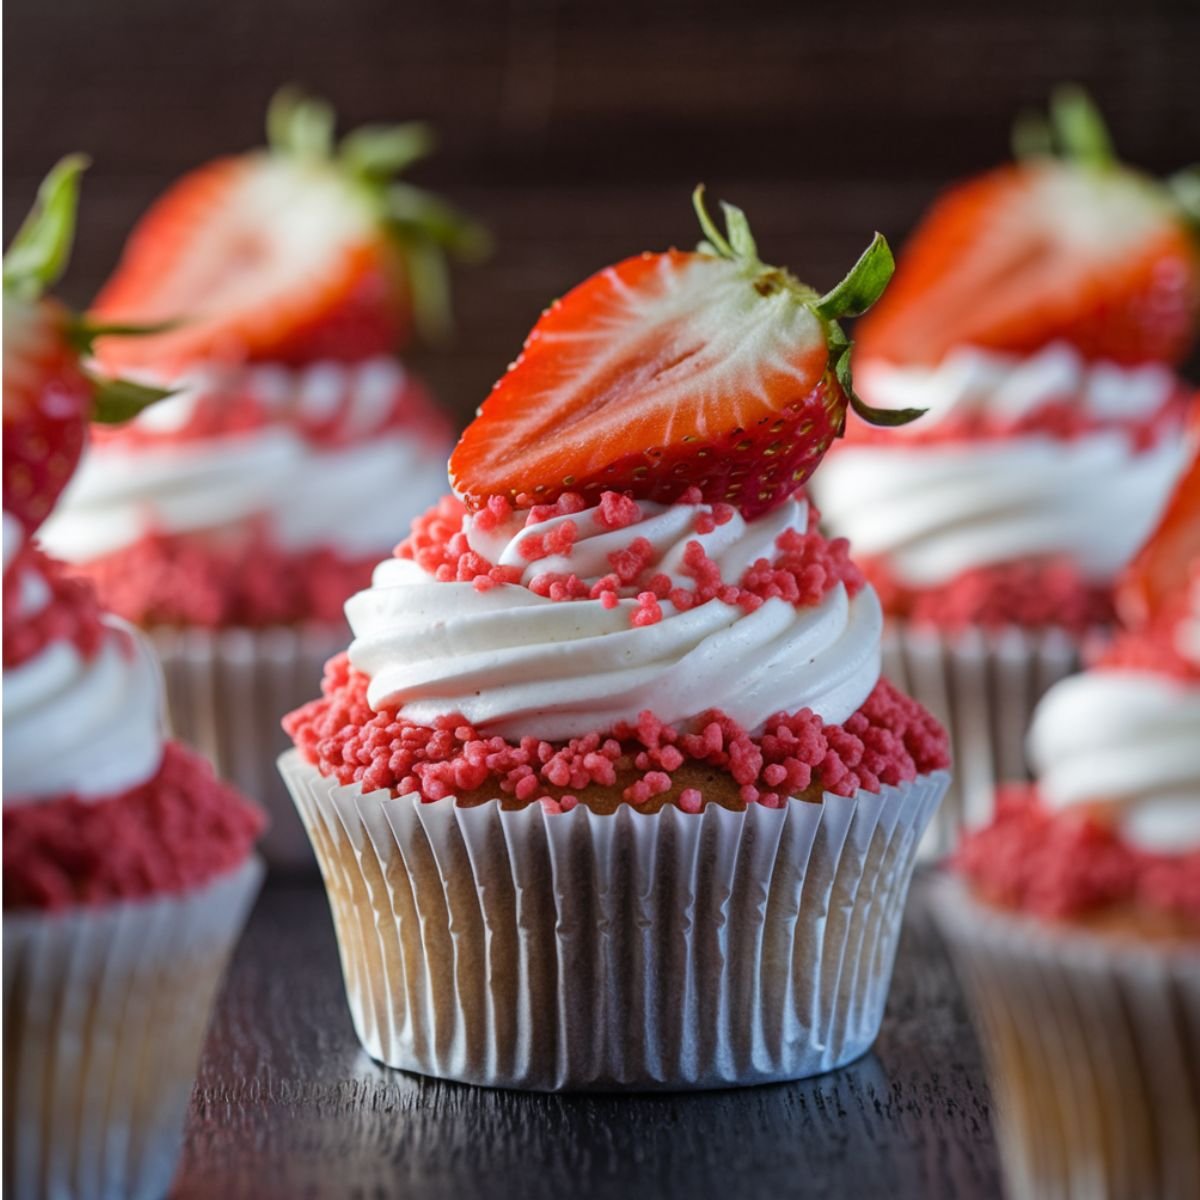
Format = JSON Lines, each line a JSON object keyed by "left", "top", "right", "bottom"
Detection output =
{"left": 857, "top": 86, "right": 1200, "bottom": 367}
{"left": 90, "top": 88, "right": 489, "bottom": 377}
{"left": 449, "top": 189, "right": 918, "bottom": 518}
{"left": 1117, "top": 423, "right": 1200, "bottom": 630}
{"left": 4, "top": 159, "right": 167, "bottom": 538}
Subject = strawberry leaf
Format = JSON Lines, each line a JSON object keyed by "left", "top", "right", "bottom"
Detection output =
{"left": 1050, "top": 84, "right": 1114, "bottom": 169}
{"left": 88, "top": 373, "right": 173, "bottom": 424}
{"left": 720, "top": 201, "right": 759, "bottom": 260}
{"left": 814, "top": 233, "right": 894, "bottom": 320}
{"left": 692, "top": 185, "right": 737, "bottom": 260}
{"left": 1169, "top": 166, "right": 1200, "bottom": 232}
{"left": 3, "top": 155, "right": 89, "bottom": 299}
{"left": 68, "top": 316, "right": 181, "bottom": 357}
{"left": 341, "top": 122, "right": 435, "bottom": 180}
{"left": 267, "top": 86, "right": 336, "bottom": 160}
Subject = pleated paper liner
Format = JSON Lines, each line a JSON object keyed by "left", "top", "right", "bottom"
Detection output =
{"left": 3, "top": 857, "right": 264, "bottom": 1200}
{"left": 930, "top": 875, "right": 1200, "bottom": 1200}
{"left": 280, "top": 749, "right": 948, "bottom": 1091}
{"left": 151, "top": 624, "right": 345, "bottom": 869}
{"left": 881, "top": 622, "right": 1082, "bottom": 860}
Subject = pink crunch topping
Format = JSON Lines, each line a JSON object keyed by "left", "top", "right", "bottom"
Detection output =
{"left": 3, "top": 546, "right": 106, "bottom": 669}
{"left": 71, "top": 528, "right": 384, "bottom": 629}
{"left": 3, "top": 741, "right": 264, "bottom": 912}
{"left": 395, "top": 491, "right": 863, "bottom": 627}
{"left": 957, "top": 786, "right": 1200, "bottom": 925}
{"left": 864, "top": 554, "right": 1115, "bottom": 634}
{"left": 284, "top": 655, "right": 949, "bottom": 810}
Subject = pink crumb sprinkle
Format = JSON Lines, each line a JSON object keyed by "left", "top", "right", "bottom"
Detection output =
{"left": 285, "top": 658, "right": 949, "bottom": 812}
{"left": 596, "top": 491, "right": 643, "bottom": 530}
{"left": 398, "top": 491, "right": 872, "bottom": 632}
{"left": 631, "top": 592, "right": 664, "bottom": 626}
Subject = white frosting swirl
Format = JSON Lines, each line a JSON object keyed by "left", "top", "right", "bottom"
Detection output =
{"left": 41, "top": 357, "right": 450, "bottom": 562}
{"left": 3, "top": 550, "right": 165, "bottom": 804}
{"left": 811, "top": 345, "right": 1186, "bottom": 587}
{"left": 346, "top": 496, "right": 883, "bottom": 740}
{"left": 1027, "top": 668, "right": 1200, "bottom": 852}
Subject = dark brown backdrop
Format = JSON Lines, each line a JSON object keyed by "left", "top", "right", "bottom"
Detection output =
{"left": 6, "top": 0, "right": 1199, "bottom": 426}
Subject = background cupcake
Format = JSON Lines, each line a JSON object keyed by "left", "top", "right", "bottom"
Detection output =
{"left": 931, "top": 444, "right": 1200, "bottom": 1200}
{"left": 811, "top": 89, "right": 1199, "bottom": 850}
{"left": 3, "top": 162, "right": 264, "bottom": 1200}
{"left": 39, "top": 91, "right": 487, "bottom": 866}
{"left": 279, "top": 194, "right": 951, "bottom": 1090}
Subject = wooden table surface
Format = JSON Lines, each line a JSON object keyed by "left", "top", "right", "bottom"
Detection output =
{"left": 172, "top": 871, "right": 1002, "bottom": 1200}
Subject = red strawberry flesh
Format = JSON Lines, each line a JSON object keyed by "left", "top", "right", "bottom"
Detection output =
{"left": 3, "top": 296, "right": 93, "bottom": 535}
{"left": 91, "top": 155, "right": 404, "bottom": 376}
{"left": 858, "top": 160, "right": 1200, "bottom": 368}
{"left": 451, "top": 247, "right": 850, "bottom": 516}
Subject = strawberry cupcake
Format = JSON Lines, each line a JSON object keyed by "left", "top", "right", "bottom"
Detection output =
{"left": 278, "top": 191, "right": 951, "bottom": 1089}
{"left": 811, "top": 89, "right": 1198, "bottom": 850}
{"left": 40, "top": 91, "right": 485, "bottom": 866}
{"left": 3, "top": 163, "right": 263, "bottom": 1200}
{"left": 931, "top": 446, "right": 1200, "bottom": 1200}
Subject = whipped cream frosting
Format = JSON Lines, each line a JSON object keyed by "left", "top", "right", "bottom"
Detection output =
{"left": 1028, "top": 571, "right": 1200, "bottom": 853}
{"left": 3, "top": 542, "right": 165, "bottom": 804}
{"left": 1027, "top": 668, "right": 1200, "bottom": 853}
{"left": 811, "top": 345, "right": 1186, "bottom": 587}
{"left": 346, "top": 495, "right": 883, "bottom": 740}
{"left": 41, "top": 357, "right": 450, "bottom": 562}
{"left": 855, "top": 342, "right": 1176, "bottom": 432}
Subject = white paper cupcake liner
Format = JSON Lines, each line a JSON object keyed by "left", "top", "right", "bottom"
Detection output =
{"left": 3, "top": 857, "right": 264, "bottom": 1200}
{"left": 151, "top": 624, "right": 345, "bottom": 868}
{"left": 930, "top": 875, "right": 1200, "bottom": 1200}
{"left": 881, "top": 622, "right": 1082, "bottom": 860}
{"left": 279, "top": 749, "right": 948, "bottom": 1091}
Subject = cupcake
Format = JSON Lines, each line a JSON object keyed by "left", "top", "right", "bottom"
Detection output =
{"left": 279, "top": 190, "right": 951, "bottom": 1090}
{"left": 931, "top": 443, "right": 1200, "bottom": 1200}
{"left": 810, "top": 88, "right": 1198, "bottom": 850}
{"left": 3, "top": 161, "right": 264, "bottom": 1200}
{"left": 40, "top": 90, "right": 486, "bottom": 866}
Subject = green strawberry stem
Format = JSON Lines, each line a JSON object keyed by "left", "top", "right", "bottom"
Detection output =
{"left": 267, "top": 86, "right": 491, "bottom": 343}
{"left": 1012, "top": 86, "right": 1200, "bottom": 242}
{"left": 87, "top": 373, "right": 173, "bottom": 423}
{"left": 692, "top": 185, "right": 924, "bottom": 430}
{"left": 1012, "top": 85, "right": 1115, "bottom": 168}
{"left": 4, "top": 159, "right": 173, "bottom": 424}
{"left": 3, "top": 155, "right": 89, "bottom": 300}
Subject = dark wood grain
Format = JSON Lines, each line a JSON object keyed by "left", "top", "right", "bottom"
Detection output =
{"left": 173, "top": 871, "right": 1000, "bottom": 1200}
{"left": 5, "top": 0, "right": 1200, "bottom": 428}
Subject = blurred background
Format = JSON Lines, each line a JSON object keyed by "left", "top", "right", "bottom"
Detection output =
{"left": 6, "top": 0, "right": 1199, "bottom": 426}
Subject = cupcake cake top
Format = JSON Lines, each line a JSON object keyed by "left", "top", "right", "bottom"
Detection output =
{"left": 2, "top": 162, "right": 263, "bottom": 910}
{"left": 812, "top": 89, "right": 1198, "bottom": 630}
{"left": 956, "top": 445, "right": 1200, "bottom": 936}
{"left": 285, "top": 191, "right": 950, "bottom": 813}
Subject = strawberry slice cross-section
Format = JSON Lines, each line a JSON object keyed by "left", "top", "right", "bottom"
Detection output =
{"left": 90, "top": 88, "right": 489, "bottom": 377}
{"left": 450, "top": 188, "right": 917, "bottom": 518}
{"left": 857, "top": 86, "right": 1200, "bottom": 368}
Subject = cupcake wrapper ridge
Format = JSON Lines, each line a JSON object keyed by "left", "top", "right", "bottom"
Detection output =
{"left": 152, "top": 624, "right": 345, "bottom": 869}
{"left": 280, "top": 749, "right": 947, "bottom": 1091}
{"left": 882, "top": 622, "right": 1081, "bottom": 860}
{"left": 931, "top": 876, "right": 1200, "bottom": 1200}
{"left": 3, "top": 857, "right": 264, "bottom": 1200}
